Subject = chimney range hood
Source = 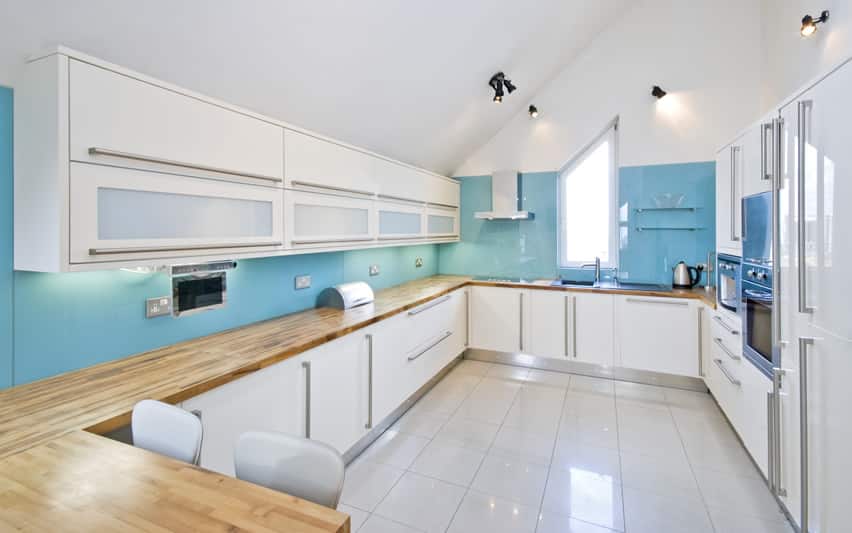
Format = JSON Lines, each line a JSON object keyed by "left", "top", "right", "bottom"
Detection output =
{"left": 474, "top": 170, "right": 534, "bottom": 220}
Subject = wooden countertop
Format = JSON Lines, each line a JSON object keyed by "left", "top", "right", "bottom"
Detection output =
{"left": 0, "top": 430, "right": 349, "bottom": 533}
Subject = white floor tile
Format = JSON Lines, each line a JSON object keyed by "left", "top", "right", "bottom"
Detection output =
{"left": 374, "top": 472, "right": 465, "bottom": 533}
{"left": 489, "top": 425, "right": 556, "bottom": 466}
{"left": 391, "top": 409, "right": 449, "bottom": 439}
{"left": 359, "top": 430, "right": 430, "bottom": 469}
{"left": 504, "top": 385, "right": 565, "bottom": 436}
{"left": 692, "top": 467, "right": 786, "bottom": 521}
{"left": 551, "top": 440, "right": 621, "bottom": 482}
{"left": 559, "top": 413, "right": 619, "bottom": 450}
{"left": 707, "top": 506, "right": 794, "bottom": 533}
{"left": 622, "top": 486, "right": 712, "bottom": 533}
{"left": 664, "top": 388, "right": 719, "bottom": 412}
{"left": 471, "top": 454, "right": 549, "bottom": 507}
{"left": 619, "top": 450, "right": 699, "bottom": 499}
{"left": 569, "top": 375, "right": 615, "bottom": 395}
{"left": 563, "top": 392, "right": 617, "bottom": 419}
{"left": 446, "top": 490, "right": 539, "bottom": 533}
{"left": 337, "top": 504, "right": 370, "bottom": 532}
{"left": 614, "top": 381, "right": 667, "bottom": 405}
{"left": 454, "top": 379, "right": 520, "bottom": 424}
{"left": 526, "top": 369, "right": 573, "bottom": 388}
{"left": 681, "top": 431, "right": 763, "bottom": 478}
{"left": 341, "top": 460, "right": 406, "bottom": 512}
{"left": 359, "top": 515, "right": 424, "bottom": 533}
{"left": 434, "top": 415, "right": 500, "bottom": 452}
{"left": 542, "top": 467, "right": 624, "bottom": 531}
{"left": 409, "top": 440, "right": 485, "bottom": 486}
{"left": 453, "top": 359, "right": 493, "bottom": 377}
{"left": 486, "top": 363, "right": 531, "bottom": 381}
{"left": 536, "top": 510, "right": 620, "bottom": 533}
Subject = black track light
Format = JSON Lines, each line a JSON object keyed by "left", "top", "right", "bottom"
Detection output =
{"left": 503, "top": 78, "right": 517, "bottom": 94}
{"left": 528, "top": 105, "right": 539, "bottom": 118}
{"left": 488, "top": 72, "right": 515, "bottom": 103}
{"left": 651, "top": 85, "right": 667, "bottom": 99}
{"left": 801, "top": 10, "right": 829, "bottom": 37}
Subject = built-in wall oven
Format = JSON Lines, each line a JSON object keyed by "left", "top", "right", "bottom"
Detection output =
{"left": 717, "top": 254, "right": 741, "bottom": 314}
{"left": 741, "top": 192, "right": 776, "bottom": 377}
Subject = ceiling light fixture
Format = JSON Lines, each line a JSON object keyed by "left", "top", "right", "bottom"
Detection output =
{"left": 528, "top": 105, "right": 539, "bottom": 118}
{"left": 489, "top": 72, "right": 516, "bottom": 103}
{"left": 651, "top": 85, "right": 667, "bottom": 99}
{"left": 801, "top": 10, "right": 829, "bottom": 37}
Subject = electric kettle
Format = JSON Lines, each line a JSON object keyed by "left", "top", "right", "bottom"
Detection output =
{"left": 672, "top": 261, "right": 700, "bottom": 288}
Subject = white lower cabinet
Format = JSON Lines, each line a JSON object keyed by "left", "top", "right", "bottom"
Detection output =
{"left": 469, "top": 286, "right": 523, "bottom": 352}
{"left": 616, "top": 296, "right": 700, "bottom": 377}
{"left": 526, "top": 290, "right": 570, "bottom": 359}
{"left": 181, "top": 355, "right": 307, "bottom": 476}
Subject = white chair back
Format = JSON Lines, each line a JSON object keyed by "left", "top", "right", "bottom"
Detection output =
{"left": 234, "top": 431, "right": 345, "bottom": 508}
{"left": 131, "top": 399, "right": 203, "bottom": 465}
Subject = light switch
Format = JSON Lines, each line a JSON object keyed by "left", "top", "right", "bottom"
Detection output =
{"left": 369, "top": 264, "right": 380, "bottom": 276}
{"left": 295, "top": 275, "right": 312, "bottom": 290}
{"left": 146, "top": 296, "right": 172, "bottom": 318}
{"left": 415, "top": 257, "right": 424, "bottom": 268}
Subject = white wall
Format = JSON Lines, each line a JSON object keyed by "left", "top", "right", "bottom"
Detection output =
{"left": 760, "top": 0, "right": 852, "bottom": 109}
{"left": 454, "top": 0, "right": 764, "bottom": 176}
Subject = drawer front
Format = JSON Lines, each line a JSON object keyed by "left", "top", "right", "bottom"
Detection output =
{"left": 284, "top": 129, "right": 375, "bottom": 194}
{"left": 69, "top": 163, "right": 283, "bottom": 264}
{"left": 284, "top": 190, "right": 375, "bottom": 248}
{"left": 707, "top": 339, "right": 744, "bottom": 427}
{"left": 70, "top": 60, "right": 284, "bottom": 186}
{"left": 710, "top": 311, "right": 743, "bottom": 361}
{"left": 737, "top": 360, "right": 771, "bottom": 476}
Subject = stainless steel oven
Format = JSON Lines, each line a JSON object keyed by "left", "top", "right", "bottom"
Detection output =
{"left": 717, "top": 254, "right": 741, "bottom": 314}
{"left": 741, "top": 192, "right": 776, "bottom": 377}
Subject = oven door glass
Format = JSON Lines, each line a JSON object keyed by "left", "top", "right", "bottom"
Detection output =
{"left": 744, "top": 286, "right": 773, "bottom": 365}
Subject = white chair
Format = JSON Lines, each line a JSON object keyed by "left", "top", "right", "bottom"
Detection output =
{"left": 234, "top": 431, "right": 345, "bottom": 508}
{"left": 131, "top": 399, "right": 203, "bottom": 465}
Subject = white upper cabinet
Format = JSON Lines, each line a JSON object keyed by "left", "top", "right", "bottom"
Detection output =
{"left": 374, "top": 159, "right": 427, "bottom": 203}
{"left": 284, "top": 189, "right": 374, "bottom": 248}
{"left": 284, "top": 129, "right": 376, "bottom": 195}
{"left": 376, "top": 199, "right": 425, "bottom": 241}
{"left": 426, "top": 205, "right": 459, "bottom": 238}
{"left": 70, "top": 59, "right": 284, "bottom": 186}
{"left": 716, "top": 140, "right": 743, "bottom": 255}
{"left": 424, "top": 174, "right": 460, "bottom": 208}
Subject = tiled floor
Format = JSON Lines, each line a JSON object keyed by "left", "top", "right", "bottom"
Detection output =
{"left": 338, "top": 360, "right": 793, "bottom": 533}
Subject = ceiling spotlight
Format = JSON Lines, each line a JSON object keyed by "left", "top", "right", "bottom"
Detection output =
{"left": 801, "top": 10, "right": 829, "bottom": 37}
{"left": 528, "top": 105, "right": 539, "bottom": 118}
{"left": 651, "top": 85, "right": 667, "bottom": 99}
{"left": 489, "top": 71, "right": 515, "bottom": 103}
{"left": 503, "top": 78, "right": 517, "bottom": 94}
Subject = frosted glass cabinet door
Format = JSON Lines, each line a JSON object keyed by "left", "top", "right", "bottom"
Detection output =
{"left": 69, "top": 163, "right": 284, "bottom": 263}
{"left": 376, "top": 200, "right": 424, "bottom": 240}
{"left": 425, "top": 206, "right": 459, "bottom": 237}
{"left": 285, "top": 190, "right": 375, "bottom": 248}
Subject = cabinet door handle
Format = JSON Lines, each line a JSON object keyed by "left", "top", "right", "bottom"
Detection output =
{"left": 713, "top": 358, "right": 741, "bottom": 386}
{"left": 712, "top": 315, "right": 740, "bottom": 335}
{"left": 572, "top": 296, "right": 578, "bottom": 358}
{"left": 408, "top": 331, "right": 453, "bottom": 361}
{"left": 365, "top": 334, "right": 373, "bottom": 430}
{"left": 730, "top": 145, "right": 741, "bottom": 242}
{"left": 771, "top": 117, "right": 783, "bottom": 346}
{"left": 564, "top": 295, "right": 569, "bottom": 357}
{"left": 761, "top": 122, "right": 775, "bottom": 181}
{"left": 301, "top": 361, "right": 312, "bottom": 439}
{"left": 291, "top": 237, "right": 374, "bottom": 245}
{"left": 88, "top": 146, "right": 284, "bottom": 183}
{"left": 519, "top": 292, "right": 524, "bottom": 352}
{"left": 290, "top": 180, "right": 374, "bottom": 197}
{"left": 465, "top": 290, "right": 470, "bottom": 347}
{"left": 772, "top": 367, "right": 786, "bottom": 497}
{"left": 697, "top": 307, "right": 704, "bottom": 377}
{"left": 767, "top": 390, "right": 775, "bottom": 493}
{"left": 713, "top": 337, "right": 741, "bottom": 360}
{"left": 797, "top": 101, "right": 815, "bottom": 314}
{"left": 89, "top": 241, "right": 282, "bottom": 255}
{"left": 408, "top": 295, "right": 451, "bottom": 316}
{"left": 799, "top": 337, "right": 815, "bottom": 532}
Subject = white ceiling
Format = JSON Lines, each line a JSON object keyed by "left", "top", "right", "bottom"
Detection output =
{"left": 0, "top": 0, "right": 629, "bottom": 175}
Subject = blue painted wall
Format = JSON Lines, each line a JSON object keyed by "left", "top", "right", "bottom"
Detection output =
{"left": 0, "top": 88, "right": 438, "bottom": 387}
{"left": 439, "top": 163, "right": 715, "bottom": 285}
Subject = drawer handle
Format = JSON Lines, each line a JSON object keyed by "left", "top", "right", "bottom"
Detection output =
{"left": 712, "top": 315, "right": 740, "bottom": 335}
{"left": 377, "top": 193, "right": 426, "bottom": 205}
{"left": 291, "top": 237, "right": 374, "bottom": 245}
{"left": 713, "top": 358, "right": 741, "bottom": 386}
{"left": 625, "top": 297, "right": 689, "bottom": 306}
{"left": 365, "top": 334, "right": 373, "bottom": 430}
{"left": 290, "top": 180, "right": 374, "bottom": 197}
{"left": 408, "top": 295, "right": 451, "bottom": 316}
{"left": 302, "top": 361, "right": 312, "bottom": 439}
{"left": 408, "top": 331, "right": 452, "bottom": 361}
{"left": 377, "top": 235, "right": 426, "bottom": 241}
{"left": 426, "top": 201, "right": 459, "bottom": 209}
{"left": 713, "top": 337, "right": 741, "bottom": 360}
{"left": 89, "top": 241, "right": 282, "bottom": 255}
{"left": 88, "top": 147, "right": 283, "bottom": 183}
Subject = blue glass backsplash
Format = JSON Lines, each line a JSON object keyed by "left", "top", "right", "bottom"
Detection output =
{"left": 439, "top": 162, "right": 715, "bottom": 285}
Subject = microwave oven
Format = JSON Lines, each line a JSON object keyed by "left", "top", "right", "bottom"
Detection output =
{"left": 171, "top": 261, "right": 237, "bottom": 316}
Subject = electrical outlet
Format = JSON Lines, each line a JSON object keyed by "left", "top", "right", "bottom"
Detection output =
{"left": 295, "top": 274, "right": 312, "bottom": 290}
{"left": 146, "top": 296, "right": 172, "bottom": 318}
{"left": 415, "top": 257, "right": 423, "bottom": 268}
{"left": 369, "top": 264, "right": 380, "bottom": 276}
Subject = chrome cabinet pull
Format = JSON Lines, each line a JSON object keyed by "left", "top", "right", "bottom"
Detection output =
{"left": 730, "top": 145, "right": 741, "bottom": 242}
{"left": 697, "top": 307, "right": 704, "bottom": 377}
{"left": 88, "top": 147, "right": 284, "bottom": 183}
{"left": 365, "top": 334, "right": 373, "bottom": 430}
{"left": 377, "top": 193, "right": 426, "bottom": 205}
{"left": 290, "top": 180, "right": 374, "bottom": 197}
{"left": 761, "top": 122, "right": 775, "bottom": 181}
{"left": 767, "top": 391, "right": 775, "bottom": 493}
{"left": 772, "top": 367, "right": 786, "bottom": 497}
{"left": 712, "top": 315, "right": 740, "bottom": 335}
{"left": 714, "top": 337, "right": 741, "bottom": 360}
{"left": 89, "top": 241, "right": 282, "bottom": 255}
{"left": 291, "top": 237, "right": 374, "bottom": 245}
{"left": 464, "top": 290, "right": 470, "bottom": 347}
{"left": 519, "top": 292, "right": 524, "bottom": 351}
{"left": 302, "top": 361, "right": 312, "bottom": 439}
{"left": 799, "top": 337, "right": 815, "bottom": 532}
{"left": 713, "top": 358, "right": 741, "bottom": 386}
{"left": 564, "top": 295, "right": 569, "bottom": 357}
{"left": 772, "top": 118, "right": 783, "bottom": 347}
{"left": 408, "top": 331, "right": 453, "bottom": 361}
{"left": 625, "top": 297, "right": 688, "bottom": 306}
{"left": 572, "top": 296, "right": 578, "bottom": 358}
{"left": 797, "top": 101, "right": 815, "bottom": 314}
{"left": 408, "top": 295, "right": 451, "bottom": 316}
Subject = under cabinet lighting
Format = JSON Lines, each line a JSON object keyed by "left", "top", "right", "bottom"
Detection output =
{"left": 801, "top": 10, "right": 829, "bottom": 37}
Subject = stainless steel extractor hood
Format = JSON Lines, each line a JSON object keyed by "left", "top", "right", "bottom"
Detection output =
{"left": 473, "top": 170, "right": 534, "bottom": 220}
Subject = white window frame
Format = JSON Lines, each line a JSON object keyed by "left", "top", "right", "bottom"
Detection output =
{"left": 557, "top": 117, "right": 619, "bottom": 269}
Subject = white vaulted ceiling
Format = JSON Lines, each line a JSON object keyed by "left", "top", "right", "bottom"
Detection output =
{"left": 0, "top": 0, "right": 629, "bottom": 175}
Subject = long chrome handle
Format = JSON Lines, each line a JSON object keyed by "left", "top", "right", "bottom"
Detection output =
{"left": 772, "top": 118, "right": 783, "bottom": 347}
{"left": 772, "top": 366, "right": 786, "bottom": 497}
{"left": 799, "top": 337, "right": 814, "bottom": 533}
{"left": 714, "top": 337, "right": 741, "bottom": 361}
{"left": 365, "top": 334, "right": 373, "bottom": 430}
{"left": 377, "top": 235, "right": 426, "bottom": 241}
{"left": 712, "top": 315, "right": 740, "bottom": 335}
{"left": 302, "top": 361, "right": 312, "bottom": 439}
{"left": 564, "top": 295, "right": 569, "bottom": 357}
{"left": 291, "top": 237, "right": 374, "bottom": 245}
{"left": 713, "top": 358, "right": 741, "bottom": 386}
{"left": 290, "top": 180, "right": 374, "bottom": 197}
{"left": 89, "top": 241, "right": 282, "bottom": 255}
{"left": 572, "top": 295, "right": 578, "bottom": 358}
{"left": 625, "top": 297, "right": 688, "bottom": 306}
{"left": 426, "top": 201, "right": 459, "bottom": 209}
{"left": 730, "top": 146, "right": 741, "bottom": 242}
{"left": 465, "top": 290, "right": 470, "bottom": 347}
{"left": 767, "top": 391, "right": 775, "bottom": 492}
{"left": 408, "top": 295, "right": 451, "bottom": 316}
{"left": 761, "top": 122, "right": 775, "bottom": 181}
{"left": 377, "top": 193, "right": 426, "bottom": 205}
{"left": 519, "top": 292, "right": 524, "bottom": 351}
{"left": 697, "top": 307, "right": 704, "bottom": 377}
{"left": 797, "top": 101, "right": 814, "bottom": 314}
{"left": 88, "top": 147, "right": 284, "bottom": 183}
{"left": 408, "top": 331, "right": 453, "bottom": 361}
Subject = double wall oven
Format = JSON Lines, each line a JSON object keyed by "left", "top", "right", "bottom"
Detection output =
{"left": 741, "top": 191, "right": 776, "bottom": 377}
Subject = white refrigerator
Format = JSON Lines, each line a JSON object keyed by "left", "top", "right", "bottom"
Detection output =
{"left": 772, "top": 56, "right": 852, "bottom": 532}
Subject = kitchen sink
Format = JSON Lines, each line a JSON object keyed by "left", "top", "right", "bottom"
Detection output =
{"left": 551, "top": 279, "right": 597, "bottom": 287}
{"left": 550, "top": 279, "right": 672, "bottom": 292}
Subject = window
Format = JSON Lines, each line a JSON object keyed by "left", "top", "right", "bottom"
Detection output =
{"left": 558, "top": 121, "right": 618, "bottom": 268}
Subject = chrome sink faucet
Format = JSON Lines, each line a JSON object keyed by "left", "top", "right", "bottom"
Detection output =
{"left": 581, "top": 257, "right": 601, "bottom": 285}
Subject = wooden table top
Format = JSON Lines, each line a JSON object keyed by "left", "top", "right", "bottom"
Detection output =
{"left": 0, "top": 431, "right": 350, "bottom": 533}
